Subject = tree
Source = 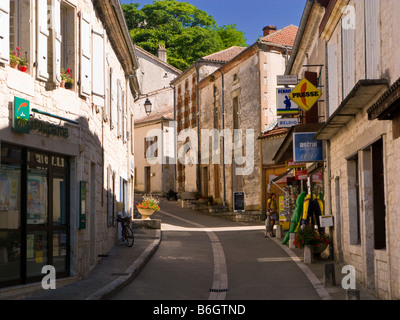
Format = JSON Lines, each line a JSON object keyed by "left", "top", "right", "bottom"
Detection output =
{"left": 122, "top": 0, "right": 247, "bottom": 70}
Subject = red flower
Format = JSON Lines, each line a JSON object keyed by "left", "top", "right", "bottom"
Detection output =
{"left": 16, "top": 46, "right": 20, "bottom": 51}
{"left": 67, "top": 68, "right": 71, "bottom": 74}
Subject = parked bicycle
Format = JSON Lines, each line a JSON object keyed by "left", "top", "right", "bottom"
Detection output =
{"left": 116, "top": 215, "right": 134, "bottom": 247}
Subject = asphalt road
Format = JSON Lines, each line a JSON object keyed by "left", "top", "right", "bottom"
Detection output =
{"left": 110, "top": 199, "right": 320, "bottom": 300}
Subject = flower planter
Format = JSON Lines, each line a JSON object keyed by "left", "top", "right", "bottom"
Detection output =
{"left": 18, "top": 65, "right": 27, "bottom": 72}
{"left": 138, "top": 208, "right": 155, "bottom": 220}
{"left": 10, "top": 61, "right": 19, "bottom": 69}
{"left": 60, "top": 80, "right": 66, "bottom": 88}
{"left": 65, "top": 82, "right": 73, "bottom": 90}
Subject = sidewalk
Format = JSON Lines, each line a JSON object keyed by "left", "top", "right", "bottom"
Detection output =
{"left": 0, "top": 227, "right": 161, "bottom": 300}
{"left": 268, "top": 232, "right": 379, "bottom": 300}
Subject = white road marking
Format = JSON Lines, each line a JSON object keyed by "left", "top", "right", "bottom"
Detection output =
{"left": 159, "top": 210, "right": 228, "bottom": 300}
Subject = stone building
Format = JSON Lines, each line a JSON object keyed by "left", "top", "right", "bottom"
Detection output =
{"left": 0, "top": 0, "right": 139, "bottom": 289}
{"left": 133, "top": 45, "right": 181, "bottom": 195}
{"left": 197, "top": 26, "right": 297, "bottom": 217}
{"left": 171, "top": 46, "right": 246, "bottom": 198}
{"left": 288, "top": 0, "right": 400, "bottom": 299}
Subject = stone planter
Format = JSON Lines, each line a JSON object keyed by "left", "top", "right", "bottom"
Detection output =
{"left": 137, "top": 208, "right": 155, "bottom": 220}
{"left": 304, "top": 245, "right": 314, "bottom": 264}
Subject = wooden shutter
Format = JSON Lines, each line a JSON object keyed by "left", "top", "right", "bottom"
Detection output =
{"left": 52, "top": 0, "right": 62, "bottom": 84}
{"left": 123, "top": 90, "right": 127, "bottom": 143}
{"left": 117, "top": 79, "right": 122, "bottom": 138}
{"left": 0, "top": 1, "right": 10, "bottom": 64}
{"left": 342, "top": 25, "right": 355, "bottom": 98}
{"left": 365, "top": 0, "right": 380, "bottom": 79}
{"left": 80, "top": 12, "right": 91, "bottom": 97}
{"left": 92, "top": 27, "right": 105, "bottom": 107}
{"left": 327, "top": 44, "right": 338, "bottom": 117}
{"left": 37, "top": 0, "right": 50, "bottom": 80}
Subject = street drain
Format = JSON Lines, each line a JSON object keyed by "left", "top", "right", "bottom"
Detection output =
{"left": 209, "top": 288, "right": 228, "bottom": 293}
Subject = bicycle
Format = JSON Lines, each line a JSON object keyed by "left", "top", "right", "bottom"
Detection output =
{"left": 116, "top": 215, "right": 134, "bottom": 247}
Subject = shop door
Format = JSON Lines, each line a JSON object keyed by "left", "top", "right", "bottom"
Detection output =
{"left": 26, "top": 152, "right": 69, "bottom": 283}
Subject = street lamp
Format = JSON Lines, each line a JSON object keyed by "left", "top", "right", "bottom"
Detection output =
{"left": 144, "top": 97, "right": 152, "bottom": 116}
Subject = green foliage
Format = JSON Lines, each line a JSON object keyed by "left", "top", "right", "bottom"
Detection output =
{"left": 294, "top": 225, "right": 330, "bottom": 250}
{"left": 122, "top": 0, "right": 247, "bottom": 70}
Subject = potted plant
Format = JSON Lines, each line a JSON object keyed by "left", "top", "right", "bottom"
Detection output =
{"left": 293, "top": 225, "right": 330, "bottom": 254}
{"left": 18, "top": 55, "right": 29, "bottom": 72}
{"left": 136, "top": 195, "right": 160, "bottom": 220}
{"left": 61, "top": 68, "right": 74, "bottom": 89}
{"left": 9, "top": 47, "right": 21, "bottom": 69}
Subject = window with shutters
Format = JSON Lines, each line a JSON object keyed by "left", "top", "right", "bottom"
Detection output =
{"left": 59, "top": 2, "right": 76, "bottom": 87}
{"left": 7, "top": 0, "right": 32, "bottom": 73}
{"left": 144, "top": 136, "right": 158, "bottom": 159}
{"left": 0, "top": 1, "right": 32, "bottom": 72}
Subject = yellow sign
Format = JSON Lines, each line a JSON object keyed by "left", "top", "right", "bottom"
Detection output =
{"left": 289, "top": 78, "right": 322, "bottom": 112}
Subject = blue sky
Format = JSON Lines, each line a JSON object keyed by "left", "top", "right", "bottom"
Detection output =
{"left": 120, "top": 0, "right": 306, "bottom": 45}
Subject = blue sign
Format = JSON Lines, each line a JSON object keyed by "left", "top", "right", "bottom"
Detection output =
{"left": 293, "top": 132, "right": 323, "bottom": 162}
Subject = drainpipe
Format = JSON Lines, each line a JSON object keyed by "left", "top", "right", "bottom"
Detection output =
{"left": 195, "top": 61, "right": 202, "bottom": 194}
{"left": 171, "top": 84, "right": 177, "bottom": 192}
{"left": 217, "top": 69, "right": 226, "bottom": 207}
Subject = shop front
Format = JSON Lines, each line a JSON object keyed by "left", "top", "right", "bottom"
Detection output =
{"left": 0, "top": 143, "right": 70, "bottom": 288}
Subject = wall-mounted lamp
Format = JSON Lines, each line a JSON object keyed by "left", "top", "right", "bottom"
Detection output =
{"left": 144, "top": 97, "right": 152, "bottom": 116}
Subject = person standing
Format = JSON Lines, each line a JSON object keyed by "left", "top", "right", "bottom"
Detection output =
{"left": 266, "top": 193, "right": 278, "bottom": 237}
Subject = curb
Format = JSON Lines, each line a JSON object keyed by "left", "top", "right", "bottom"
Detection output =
{"left": 85, "top": 229, "right": 162, "bottom": 300}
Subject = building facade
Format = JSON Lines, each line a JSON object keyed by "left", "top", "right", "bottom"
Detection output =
{"left": 133, "top": 45, "right": 181, "bottom": 195}
{"left": 198, "top": 26, "right": 297, "bottom": 217}
{"left": 171, "top": 48, "right": 244, "bottom": 197}
{"left": 287, "top": 0, "right": 400, "bottom": 299}
{"left": 0, "top": 0, "right": 139, "bottom": 288}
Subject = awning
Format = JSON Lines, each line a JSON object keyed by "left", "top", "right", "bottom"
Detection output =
{"left": 272, "top": 122, "right": 323, "bottom": 164}
{"left": 271, "top": 168, "right": 293, "bottom": 183}
{"left": 315, "top": 79, "right": 389, "bottom": 140}
{"left": 367, "top": 76, "right": 400, "bottom": 120}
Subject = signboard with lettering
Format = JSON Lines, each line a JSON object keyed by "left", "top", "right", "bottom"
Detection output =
{"left": 277, "top": 75, "right": 298, "bottom": 86}
{"left": 79, "top": 181, "right": 87, "bottom": 229}
{"left": 13, "top": 97, "right": 30, "bottom": 134}
{"left": 293, "top": 132, "right": 323, "bottom": 162}
{"left": 278, "top": 117, "right": 299, "bottom": 128}
{"left": 286, "top": 160, "right": 307, "bottom": 169}
{"left": 277, "top": 88, "right": 299, "bottom": 115}
{"left": 289, "top": 78, "right": 322, "bottom": 112}
{"left": 295, "top": 169, "right": 308, "bottom": 180}
{"left": 233, "top": 192, "right": 245, "bottom": 212}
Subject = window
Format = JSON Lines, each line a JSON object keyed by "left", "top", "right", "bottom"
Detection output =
{"left": 233, "top": 96, "right": 240, "bottom": 130}
{"left": 144, "top": 136, "right": 158, "bottom": 159}
{"left": 347, "top": 138, "right": 386, "bottom": 249}
{"left": 347, "top": 153, "right": 361, "bottom": 245}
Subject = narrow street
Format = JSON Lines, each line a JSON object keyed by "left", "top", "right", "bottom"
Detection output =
{"left": 110, "top": 200, "right": 320, "bottom": 300}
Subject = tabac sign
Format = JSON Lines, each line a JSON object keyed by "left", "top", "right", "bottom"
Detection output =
{"left": 13, "top": 97, "right": 30, "bottom": 134}
{"left": 289, "top": 78, "right": 322, "bottom": 112}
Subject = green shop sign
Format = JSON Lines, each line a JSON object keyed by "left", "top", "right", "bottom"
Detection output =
{"left": 12, "top": 97, "right": 69, "bottom": 138}
{"left": 13, "top": 97, "right": 30, "bottom": 134}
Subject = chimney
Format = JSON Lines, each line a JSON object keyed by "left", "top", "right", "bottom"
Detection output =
{"left": 263, "top": 25, "right": 277, "bottom": 37}
{"left": 157, "top": 44, "right": 167, "bottom": 63}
